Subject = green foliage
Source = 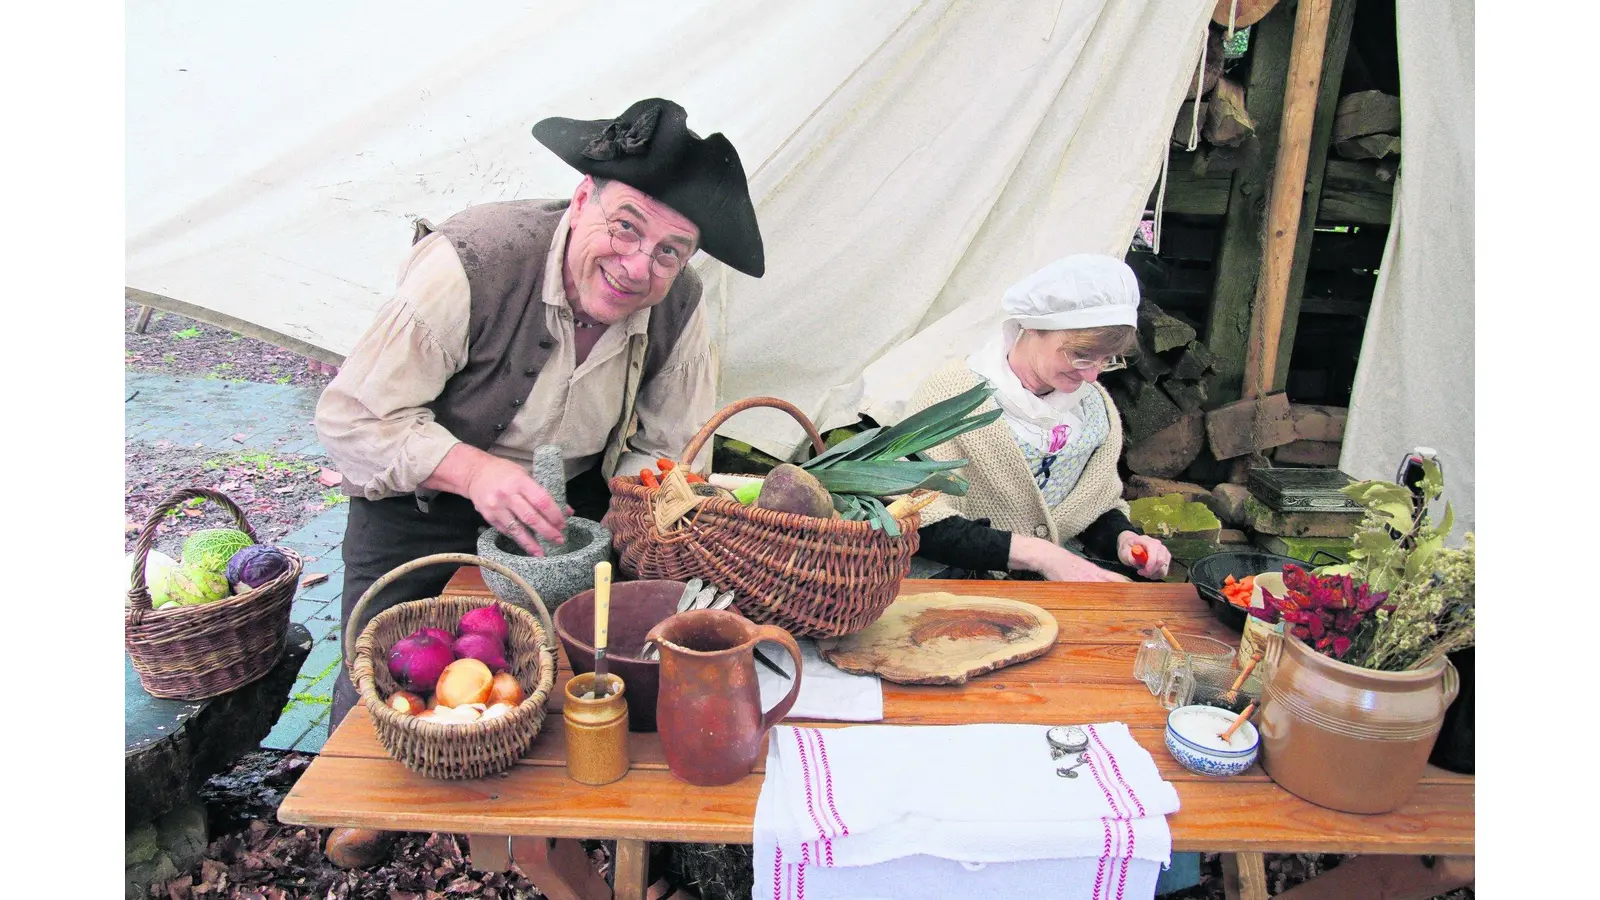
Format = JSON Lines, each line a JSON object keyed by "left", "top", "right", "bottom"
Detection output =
{"left": 1316, "top": 460, "right": 1476, "bottom": 670}
{"left": 800, "top": 383, "right": 1000, "bottom": 526}
{"left": 173, "top": 327, "right": 202, "bottom": 340}
{"left": 203, "top": 450, "right": 319, "bottom": 475}
{"left": 1321, "top": 458, "right": 1450, "bottom": 594}
{"left": 1355, "top": 537, "right": 1475, "bottom": 672}
{"left": 321, "top": 489, "right": 349, "bottom": 507}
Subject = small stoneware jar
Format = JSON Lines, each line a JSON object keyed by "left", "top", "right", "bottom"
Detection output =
{"left": 563, "top": 672, "right": 629, "bottom": 785}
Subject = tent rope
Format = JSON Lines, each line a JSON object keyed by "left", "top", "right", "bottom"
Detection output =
{"left": 1188, "top": 28, "right": 1206, "bottom": 151}
{"left": 1152, "top": 139, "right": 1171, "bottom": 254}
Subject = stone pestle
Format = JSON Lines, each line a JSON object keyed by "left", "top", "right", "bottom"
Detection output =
{"left": 529, "top": 445, "right": 568, "bottom": 558}
{"left": 476, "top": 444, "right": 613, "bottom": 612}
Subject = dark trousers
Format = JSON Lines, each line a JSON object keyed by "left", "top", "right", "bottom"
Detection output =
{"left": 330, "top": 466, "right": 612, "bottom": 735}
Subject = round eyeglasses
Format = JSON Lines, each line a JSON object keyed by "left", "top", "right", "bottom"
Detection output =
{"left": 599, "top": 199, "right": 688, "bottom": 279}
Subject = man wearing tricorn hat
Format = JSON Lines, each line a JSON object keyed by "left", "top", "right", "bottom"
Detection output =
{"left": 314, "top": 99, "right": 765, "bottom": 757}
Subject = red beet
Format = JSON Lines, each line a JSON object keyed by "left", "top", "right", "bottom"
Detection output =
{"left": 457, "top": 605, "right": 510, "bottom": 645}
{"left": 453, "top": 632, "right": 509, "bottom": 673}
{"left": 387, "top": 633, "right": 455, "bottom": 693}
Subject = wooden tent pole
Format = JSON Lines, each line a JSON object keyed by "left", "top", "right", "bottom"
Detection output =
{"left": 1241, "top": 0, "right": 1334, "bottom": 399}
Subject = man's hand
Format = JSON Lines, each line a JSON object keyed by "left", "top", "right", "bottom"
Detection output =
{"left": 1117, "top": 531, "right": 1172, "bottom": 580}
{"left": 1010, "top": 535, "right": 1130, "bottom": 583}
{"left": 423, "top": 444, "right": 569, "bottom": 555}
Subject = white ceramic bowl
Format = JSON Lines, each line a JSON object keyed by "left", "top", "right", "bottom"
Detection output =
{"left": 1165, "top": 704, "right": 1259, "bottom": 777}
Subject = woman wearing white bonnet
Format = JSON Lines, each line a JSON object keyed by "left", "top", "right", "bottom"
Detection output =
{"left": 905, "top": 254, "right": 1172, "bottom": 582}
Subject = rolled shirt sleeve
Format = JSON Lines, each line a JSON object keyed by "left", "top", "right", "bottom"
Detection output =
{"left": 314, "top": 233, "right": 472, "bottom": 499}
{"left": 617, "top": 301, "right": 717, "bottom": 476}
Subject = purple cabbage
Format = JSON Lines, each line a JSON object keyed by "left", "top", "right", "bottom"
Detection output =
{"left": 225, "top": 545, "right": 292, "bottom": 591}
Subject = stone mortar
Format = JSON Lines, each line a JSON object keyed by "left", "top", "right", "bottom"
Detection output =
{"left": 477, "top": 516, "right": 612, "bottom": 612}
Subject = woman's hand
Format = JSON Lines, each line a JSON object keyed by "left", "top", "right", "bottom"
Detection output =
{"left": 1010, "top": 536, "right": 1129, "bottom": 583}
{"left": 1117, "top": 531, "right": 1171, "bottom": 580}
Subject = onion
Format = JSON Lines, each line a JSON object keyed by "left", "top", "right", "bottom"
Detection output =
{"left": 387, "top": 633, "right": 455, "bottom": 693}
{"left": 415, "top": 627, "right": 456, "bottom": 646}
{"left": 453, "top": 632, "right": 509, "bottom": 673}
{"left": 457, "top": 605, "right": 510, "bottom": 645}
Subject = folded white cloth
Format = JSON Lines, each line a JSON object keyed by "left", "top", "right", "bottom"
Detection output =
{"left": 752, "top": 723, "right": 1176, "bottom": 900}
{"left": 761, "top": 852, "right": 1161, "bottom": 900}
{"left": 757, "top": 639, "right": 884, "bottom": 722}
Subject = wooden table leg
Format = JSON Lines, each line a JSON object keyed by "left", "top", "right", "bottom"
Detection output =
{"left": 1272, "top": 855, "right": 1474, "bottom": 900}
{"left": 1223, "top": 851, "right": 1270, "bottom": 900}
{"left": 133, "top": 305, "right": 155, "bottom": 333}
{"left": 612, "top": 839, "right": 651, "bottom": 900}
{"left": 467, "top": 834, "right": 512, "bottom": 874}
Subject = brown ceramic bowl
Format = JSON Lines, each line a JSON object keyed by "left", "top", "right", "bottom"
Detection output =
{"left": 555, "top": 579, "right": 685, "bottom": 732}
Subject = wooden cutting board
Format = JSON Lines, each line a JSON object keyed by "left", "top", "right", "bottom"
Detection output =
{"left": 816, "top": 592, "right": 1058, "bottom": 685}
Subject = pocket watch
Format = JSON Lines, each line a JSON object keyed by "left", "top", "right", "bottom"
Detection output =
{"left": 1046, "top": 725, "right": 1089, "bottom": 759}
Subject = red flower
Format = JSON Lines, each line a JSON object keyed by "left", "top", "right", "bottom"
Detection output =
{"left": 1252, "top": 564, "right": 1386, "bottom": 662}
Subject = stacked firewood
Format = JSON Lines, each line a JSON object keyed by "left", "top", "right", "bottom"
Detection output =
{"left": 1173, "top": 25, "right": 1259, "bottom": 177}
{"left": 1331, "top": 90, "right": 1400, "bottom": 178}
{"left": 1100, "top": 302, "right": 1218, "bottom": 479}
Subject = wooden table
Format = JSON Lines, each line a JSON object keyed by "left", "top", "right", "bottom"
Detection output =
{"left": 280, "top": 572, "right": 1473, "bottom": 900}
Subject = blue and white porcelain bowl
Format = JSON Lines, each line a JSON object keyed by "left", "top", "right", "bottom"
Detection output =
{"left": 1165, "top": 704, "right": 1260, "bottom": 777}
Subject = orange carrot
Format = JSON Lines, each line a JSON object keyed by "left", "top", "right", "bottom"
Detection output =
{"left": 640, "top": 468, "right": 660, "bottom": 489}
{"left": 657, "top": 458, "right": 676, "bottom": 472}
{"left": 684, "top": 472, "right": 706, "bottom": 484}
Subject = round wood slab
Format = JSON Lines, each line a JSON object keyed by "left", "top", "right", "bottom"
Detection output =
{"left": 816, "top": 592, "right": 1058, "bottom": 685}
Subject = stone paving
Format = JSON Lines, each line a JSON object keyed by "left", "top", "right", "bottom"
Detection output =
{"left": 126, "top": 371, "right": 345, "bottom": 753}
{"left": 125, "top": 372, "right": 326, "bottom": 456}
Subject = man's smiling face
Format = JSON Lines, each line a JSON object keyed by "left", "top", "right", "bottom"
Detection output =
{"left": 563, "top": 176, "right": 700, "bottom": 324}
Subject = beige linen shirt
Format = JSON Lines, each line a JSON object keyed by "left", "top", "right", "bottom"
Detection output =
{"left": 316, "top": 210, "right": 716, "bottom": 501}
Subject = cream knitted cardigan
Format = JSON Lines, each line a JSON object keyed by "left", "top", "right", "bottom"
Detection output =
{"left": 907, "top": 359, "right": 1130, "bottom": 545}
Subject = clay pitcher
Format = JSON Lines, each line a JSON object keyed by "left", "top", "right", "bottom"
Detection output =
{"left": 645, "top": 609, "right": 804, "bottom": 786}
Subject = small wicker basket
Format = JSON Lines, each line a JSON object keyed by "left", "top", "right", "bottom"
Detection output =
{"left": 347, "top": 553, "right": 558, "bottom": 780}
{"left": 125, "top": 487, "right": 301, "bottom": 700}
{"left": 604, "top": 398, "right": 920, "bottom": 638}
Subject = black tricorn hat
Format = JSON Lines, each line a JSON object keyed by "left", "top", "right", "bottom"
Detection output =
{"left": 533, "top": 98, "right": 765, "bottom": 277}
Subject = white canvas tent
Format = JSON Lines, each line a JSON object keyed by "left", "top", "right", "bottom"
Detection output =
{"left": 126, "top": 0, "right": 1214, "bottom": 443}
{"left": 1339, "top": 0, "right": 1474, "bottom": 536}
{"left": 127, "top": 0, "right": 1473, "bottom": 531}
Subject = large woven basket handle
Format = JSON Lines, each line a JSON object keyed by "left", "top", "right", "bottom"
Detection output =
{"left": 128, "top": 487, "right": 260, "bottom": 612}
{"left": 342, "top": 552, "right": 558, "bottom": 672}
{"left": 680, "top": 397, "right": 828, "bottom": 466}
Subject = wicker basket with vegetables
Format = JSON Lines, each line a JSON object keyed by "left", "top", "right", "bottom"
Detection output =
{"left": 605, "top": 385, "right": 998, "bottom": 638}
{"left": 125, "top": 487, "right": 302, "bottom": 700}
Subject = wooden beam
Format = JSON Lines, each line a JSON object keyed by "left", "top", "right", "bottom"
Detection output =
{"left": 1241, "top": 0, "right": 1335, "bottom": 399}
{"left": 124, "top": 286, "right": 346, "bottom": 367}
{"left": 1318, "top": 159, "right": 1396, "bottom": 224}
{"left": 613, "top": 839, "right": 651, "bottom": 900}
{"left": 1204, "top": 2, "right": 1295, "bottom": 406}
{"left": 1269, "top": 0, "right": 1358, "bottom": 390}
{"left": 1148, "top": 148, "right": 1233, "bottom": 216}
{"left": 133, "top": 305, "right": 156, "bottom": 334}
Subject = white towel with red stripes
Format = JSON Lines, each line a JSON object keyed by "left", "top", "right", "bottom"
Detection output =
{"left": 751, "top": 722, "right": 1178, "bottom": 900}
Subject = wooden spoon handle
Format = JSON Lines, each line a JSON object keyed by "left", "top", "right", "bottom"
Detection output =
{"left": 1219, "top": 702, "right": 1256, "bottom": 743}
{"left": 1155, "top": 620, "right": 1186, "bottom": 653}
{"left": 1227, "top": 652, "right": 1265, "bottom": 694}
